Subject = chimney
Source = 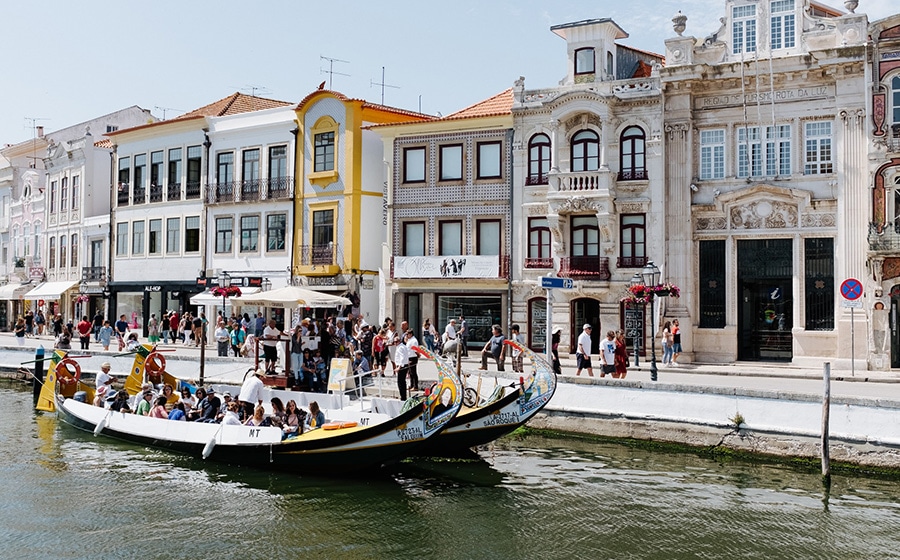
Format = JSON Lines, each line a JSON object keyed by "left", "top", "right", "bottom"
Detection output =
{"left": 36, "top": 126, "right": 44, "bottom": 138}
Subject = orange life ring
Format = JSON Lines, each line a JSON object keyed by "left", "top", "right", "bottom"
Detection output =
{"left": 56, "top": 358, "right": 82, "bottom": 386}
{"left": 144, "top": 351, "right": 166, "bottom": 383}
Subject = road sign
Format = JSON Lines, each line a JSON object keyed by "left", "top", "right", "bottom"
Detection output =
{"left": 841, "top": 299, "right": 863, "bottom": 309}
{"left": 540, "top": 276, "right": 574, "bottom": 289}
{"left": 840, "top": 278, "right": 863, "bottom": 301}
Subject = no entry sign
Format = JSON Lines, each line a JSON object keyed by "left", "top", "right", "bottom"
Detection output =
{"left": 840, "top": 278, "right": 863, "bottom": 301}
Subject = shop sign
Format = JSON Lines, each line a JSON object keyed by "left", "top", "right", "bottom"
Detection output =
{"left": 393, "top": 256, "right": 499, "bottom": 279}
{"left": 144, "top": 285, "right": 162, "bottom": 292}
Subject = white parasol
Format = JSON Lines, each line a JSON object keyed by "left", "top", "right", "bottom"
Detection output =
{"left": 229, "top": 285, "right": 351, "bottom": 309}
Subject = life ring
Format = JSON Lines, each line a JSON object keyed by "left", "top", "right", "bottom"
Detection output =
{"left": 144, "top": 351, "right": 166, "bottom": 384}
{"left": 56, "top": 358, "right": 82, "bottom": 386}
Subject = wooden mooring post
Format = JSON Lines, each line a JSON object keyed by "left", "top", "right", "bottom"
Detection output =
{"left": 821, "top": 362, "right": 831, "bottom": 481}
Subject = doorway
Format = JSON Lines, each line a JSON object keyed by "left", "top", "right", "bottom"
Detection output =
{"left": 737, "top": 239, "right": 793, "bottom": 361}
{"left": 571, "top": 298, "right": 600, "bottom": 354}
{"left": 891, "top": 294, "right": 900, "bottom": 369}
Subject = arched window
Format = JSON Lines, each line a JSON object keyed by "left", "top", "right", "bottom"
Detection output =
{"left": 527, "top": 134, "right": 550, "bottom": 185}
{"left": 571, "top": 130, "right": 599, "bottom": 172}
{"left": 619, "top": 126, "right": 647, "bottom": 180}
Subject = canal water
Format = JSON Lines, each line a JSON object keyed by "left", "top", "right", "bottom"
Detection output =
{"left": 3, "top": 383, "right": 899, "bottom": 559}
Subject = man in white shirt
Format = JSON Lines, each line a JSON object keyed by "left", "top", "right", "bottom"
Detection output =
{"left": 575, "top": 323, "right": 595, "bottom": 377}
{"left": 238, "top": 368, "right": 266, "bottom": 419}
{"left": 443, "top": 318, "right": 458, "bottom": 357}
{"left": 403, "top": 323, "right": 420, "bottom": 391}
{"left": 95, "top": 362, "right": 115, "bottom": 392}
{"left": 599, "top": 330, "right": 617, "bottom": 378}
{"left": 394, "top": 331, "right": 412, "bottom": 401}
{"left": 261, "top": 319, "right": 284, "bottom": 373}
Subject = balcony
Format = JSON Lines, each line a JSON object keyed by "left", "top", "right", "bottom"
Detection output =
{"left": 524, "top": 257, "right": 554, "bottom": 269}
{"left": 617, "top": 256, "right": 648, "bottom": 268}
{"left": 81, "top": 266, "right": 107, "bottom": 282}
{"left": 617, "top": 169, "right": 648, "bottom": 181}
{"left": 211, "top": 181, "right": 235, "bottom": 204}
{"left": 888, "top": 125, "right": 900, "bottom": 153}
{"left": 209, "top": 177, "right": 294, "bottom": 204}
{"left": 117, "top": 183, "right": 129, "bottom": 206}
{"left": 133, "top": 185, "right": 146, "bottom": 205}
{"left": 241, "top": 180, "right": 261, "bottom": 202}
{"left": 549, "top": 169, "right": 612, "bottom": 194}
{"left": 525, "top": 174, "right": 548, "bottom": 186}
{"left": 185, "top": 181, "right": 202, "bottom": 200}
{"left": 869, "top": 222, "right": 900, "bottom": 253}
{"left": 149, "top": 183, "right": 163, "bottom": 203}
{"left": 297, "top": 243, "right": 342, "bottom": 276}
{"left": 167, "top": 181, "right": 182, "bottom": 201}
{"left": 559, "top": 256, "right": 611, "bottom": 281}
{"left": 266, "top": 176, "right": 294, "bottom": 200}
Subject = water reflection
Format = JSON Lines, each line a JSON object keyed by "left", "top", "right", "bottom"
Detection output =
{"left": 3, "top": 383, "right": 900, "bottom": 559}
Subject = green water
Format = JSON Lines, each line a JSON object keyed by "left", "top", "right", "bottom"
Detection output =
{"left": 3, "top": 383, "right": 899, "bottom": 559}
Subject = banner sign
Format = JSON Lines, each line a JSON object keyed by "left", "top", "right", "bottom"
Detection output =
{"left": 393, "top": 255, "right": 499, "bottom": 279}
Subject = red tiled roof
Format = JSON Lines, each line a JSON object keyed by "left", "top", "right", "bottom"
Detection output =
{"left": 443, "top": 88, "right": 513, "bottom": 120}
{"left": 176, "top": 92, "right": 293, "bottom": 119}
{"left": 632, "top": 60, "right": 653, "bottom": 78}
{"left": 94, "top": 139, "right": 113, "bottom": 148}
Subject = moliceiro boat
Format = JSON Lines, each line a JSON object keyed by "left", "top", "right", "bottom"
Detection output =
{"left": 36, "top": 345, "right": 464, "bottom": 474}
{"left": 413, "top": 339, "right": 557, "bottom": 456}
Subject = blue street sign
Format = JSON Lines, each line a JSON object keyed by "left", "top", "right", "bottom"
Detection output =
{"left": 840, "top": 278, "right": 863, "bottom": 301}
{"left": 541, "top": 276, "right": 574, "bottom": 289}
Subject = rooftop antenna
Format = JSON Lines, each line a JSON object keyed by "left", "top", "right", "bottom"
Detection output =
{"left": 24, "top": 117, "right": 50, "bottom": 168}
{"left": 154, "top": 106, "right": 184, "bottom": 120}
{"left": 370, "top": 66, "right": 399, "bottom": 105}
{"left": 320, "top": 55, "right": 350, "bottom": 90}
{"left": 238, "top": 85, "right": 272, "bottom": 98}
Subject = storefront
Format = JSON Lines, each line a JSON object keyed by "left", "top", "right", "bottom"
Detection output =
{"left": 0, "top": 283, "right": 32, "bottom": 330}
{"left": 23, "top": 280, "right": 81, "bottom": 321}
{"left": 108, "top": 281, "right": 204, "bottom": 337}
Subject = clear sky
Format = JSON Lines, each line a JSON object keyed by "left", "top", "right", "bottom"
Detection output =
{"left": 1, "top": 0, "right": 895, "bottom": 145}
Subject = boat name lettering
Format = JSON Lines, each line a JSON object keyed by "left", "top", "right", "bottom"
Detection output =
{"left": 483, "top": 412, "right": 519, "bottom": 427}
{"left": 247, "top": 428, "right": 262, "bottom": 437}
{"left": 396, "top": 426, "right": 423, "bottom": 442}
{"left": 358, "top": 417, "right": 369, "bottom": 426}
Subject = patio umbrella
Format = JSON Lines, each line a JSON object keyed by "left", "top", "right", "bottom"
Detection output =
{"left": 229, "top": 285, "right": 351, "bottom": 309}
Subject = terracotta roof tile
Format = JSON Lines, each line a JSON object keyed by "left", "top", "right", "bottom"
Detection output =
{"left": 94, "top": 138, "right": 113, "bottom": 148}
{"left": 443, "top": 88, "right": 513, "bottom": 120}
{"left": 177, "top": 92, "right": 293, "bottom": 119}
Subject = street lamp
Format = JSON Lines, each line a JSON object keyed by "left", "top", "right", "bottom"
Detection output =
{"left": 262, "top": 277, "right": 272, "bottom": 292}
{"left": 641, "top": 260, "right": 661, "bottom": 381}
{"left": 218, "top": 271, "right": 231, "bottom": 320}
{"left": 630, "top": 273, "right": 642, "bottom": 367}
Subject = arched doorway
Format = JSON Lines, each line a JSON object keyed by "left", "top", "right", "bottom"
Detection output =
{"left": 571, "top": 298, "right": 600, "bottom": 354}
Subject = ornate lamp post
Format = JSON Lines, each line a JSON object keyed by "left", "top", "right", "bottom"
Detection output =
{"left": 630, "top": 273, "right": 642, "bottom": 367}
{"left": 262, "top": 277, "right": 272, "bottom": 292}
{"left": 641, "top": 261, "right": 662, "bottom": 381}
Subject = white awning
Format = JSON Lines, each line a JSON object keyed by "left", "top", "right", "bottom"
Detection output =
{"left": 23, "top": 280, "right": 81, "bottom": 300}
{"left": 189, "top": 287, "right": 261, "bottom": 306}
{"left": 0, "top": 282, "right": 32, "bottom": 300}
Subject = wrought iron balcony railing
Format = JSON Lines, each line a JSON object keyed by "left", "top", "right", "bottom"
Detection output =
{"left": 524, "top": 257, "right": 554, "bottom": 269}
{"left": 299, "top": 244, "right": 340, "bottom": 266}
{"left": 117, "top": 183, "right": 129, "bottom": 206}
{"left": 132, "top": 185, "right": 146, "bottom": 205}
{"left": 525, "top": 174, "right": 548, "bottom": 186}
{"left": 617, "top": 169, "right": 649, "bottom": 181}
{"left": 149, "top": 183, "right": 163, "bottom": 203}
{"left": 167, "top": 181, "right": 182, "bottom": 201}
{"left": 559, "top": 256, "right": 611, "bottom": 281}
{"left": 617, "top": 256, "right": 648, "bottom": 268}
{"left": 208, "top": 177, "right": 295, "bottom": 204}
{"left": 81, "top": 266, "right": 107, "bottom": 282}
{"left": 185, "top": 181, "right": 202, "bottom": 200}
{"left": 869, "top": 221, "right": 900, "bottom": 252}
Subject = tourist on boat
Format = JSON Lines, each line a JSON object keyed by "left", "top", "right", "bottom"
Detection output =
{"left": 130, "top": 383, "right": 157, "bottom": 411}
{"left": 93, "top": 385, "right": 109, "bottom": 407}
{"left": 108, "top": 390, "right": 132, "bottom": 413}
{"left": 509, "top": 324, "right": 525, "bottom": 374}
{"left": 478, "top": 325, "right": 506, "bottom": 372}
{"left": 238, "top": 369, "right": 266, "bottom": 419}
{"left": 269, "top": 398, "right": 287, "bottom": 428}
{"left": 98, "top": 321, "right": 114, "bottom": 351}
{"left": 185, "top": 387, "right": 205, "bottom": 420}
{"left": 167, "top": 402, "right": 186, "bottom": 421}
{"left": 195, "top": 387, "right": 221, "bottom": 423}
{"left": 244, "top": 405, "right": 268, "bottom": 427}
{"left": 216, "top": 392, "right": 236, "bottom": 422}
{"left": 214, "top": 320, "right": 230, "bottom": 357}
{"left": 306, "top": 401, "right": 325, "bottom": 429}
{"left": 179, "top": 387, "right": 196, "bottom": 411}
{"left": 283, "top": 400, "right": 306, "bottom": 437}
{"left": 161, "top": 384, "right": 179, "bottom": 411}
{"left": 221, "top": 401, "right": 242, "bottom": 426}
{"left": 135, "top": 391, "right": 154, "bottom": 416}
{"left": 147, "top": 396, "right": 168, "bottom": 418}
{"left": 96, "top": 362, "right": 115, "bottom": 392}
{"left": 394, "top": 332, "right": 411, "bottom": 401}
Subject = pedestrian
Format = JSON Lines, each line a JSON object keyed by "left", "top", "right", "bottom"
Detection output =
{"left": 148, "top": 313, "right": 160, "bottom": 344}
{"left": 115, "top": 314, "right": 129, "bottom": 351}
{"left": 394, "top": 331, "right": 411, "bottom": 400}
{"left": 161, "top": 312, "right": 170, "bottom": 344}
{"left": 99, "top": 320, "right": 114, "bottom": 350}
{"left": 24, "top": 311, "right": 34, "bottom": 337}
{"left": 262, "top": 319, "right": 285, "bottom": 373}
{"left": 405, "top": 326, "right": 420, "bottom": 390}
{"left": 169, "top": 311, "right": 180, "bottom": 344}
{"left": 458, "top": 315, "right": 469, "bottom": 357}
{"left": 478, "top": 325, "right": 506, "bottom": 371}
{"left": 509, "top": 324, "right": 524, "bottom": 373}
{"left": 575, "top": 323, "right": 595, "bottom": 377}
{"left": 92, "top": 310, "right": 104, "bottom": 342}
{"left": 230, "top": 320, "right": 245, "bottom": 357}
{"left": 76, "top": 315, "right": 92, "bottom": 350}
{"left": 614, "top": 330, "right": 628, "bottom": 379}
{"left": 35, "top": 310, "right": 45, "bottom": 336}
{"left": 443, "top": 318, "right": 458, "bottom": 357}
{"left": 422, "top": 319, "right": 437, "bottom": 352}
{"left": 191, "top": 313, "right": 204, "bottom": 347}
{"left": 385, "top": 318, "right": 399, "bottom": 375}
{"left": 661, "top": 320, "right": 673, "bottom": 365}
{"left": 551, "top": 326, "right": 562, "bottom": 375}
{"left": 215, "top": 320, "right": 230, "bottom": 357}
{"left": 14, "top": 316, "right": 26, "bottom": 346}
{"left": 671, "top": 319, "right": 683, "bottom": 365}
{"left": 599, "top": 330, "right": 617, "bottom": 378}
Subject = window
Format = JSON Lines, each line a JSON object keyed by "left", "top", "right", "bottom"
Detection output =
{"left": 314, "top": 131, "right": 335, "bottom": 172}
{"left": 168, "top": 147, "right": 182, "bottom": 197}
{"left": 148, "top": 219, "right": 162, "bottom": 255}
{"left": 476, "top": 219, "right": 501, "bottom": 255}
{"left": 132, "top": 221, "right": 145, "bottom": 254}
{"left": 240, "top": 215, "right": 259, "bottom": 253}
{"left": 185, "top": 216, "right": 200, "bottom": 252}
{"left": 117, "top": 156, "right": 130, "bottom": 193}
{"left": 619, "top": 214, "right": 646, "bottom": 267}
{"left": 571, "top": 130, "right": 599, "bottom": 172}
{"left": 70, "top": 234, "right": 78, "bottom": 268}
{"left": 243, "top": 149, "right": 260, "bottom": 184}
{"left": 106, "top": 125, "right": 118, "bottom": 133}
{"left": 186, "top": 146, "right": 201, "bottom": 198}
{"left": 771, "top": 0, "right": 795, "bottom": 50}
{"left": 215, "top": 217, "right": 233, "bottom": 254}
{"left": 619, "top": 126, "right": 646, "bottom": 180}
{"left": 33, "top": 223, "right": 41, "bottom": 260}
{"left": 805, "top": 238, "right": 834, "bottom": 330}
{"left": 571, "top": 215, "right": 599, "bottom": 257}
{"left": 166, "top": 217, "right": 180, "bottom": 254}
{"left": 892, "top": 75, "right": 900, "bottom": 127}
{"left": 804, "top": 121, "right": 833, "bottom": 174}
{"left": 49, "top": 237, "right": 56, "bottom": 268}
{"left": 527, "top": 134, "right": 551, "bottom": 185}
{"left": 217, "top": 152, "right": 234, "bottom": 184}
{"left": 439, "top": 221, "right": 462, "bottom": 256}
{"left": 312, "top": 209, "right": 334, "bottom": 247}
{"left": 700, "top": 130, "right": 726, "bottom": 179}
{"left": 575, "top": 47, "right": 595, "bottom": 75}
{"left": 528, "top": 218, "right": 551, "bottom": 259}
{"left": 71, "top": 175, "right": 80, "bottom": 209}
{"left": 477, "top": 141, "right": 502, "bottom": 179}
{"left": 150, "top": 150, "right": 163, "bottom": 188}
{"left": 738, "top": 125, "right": 791, "bottom": 178}
{"left": 699, "top": 240, "right": 726, "bottom": 328}
{"left": 116, "top": 223, "right": 128, "bottom": 256}
{"left": 267, "top": 214, "right": 286, "bottom": 252}
{"left": 269, "top": 145, "right": 287, "bottom": 182}
{"left": 59, "top": 235, "right": 67, "bottom": 268}
{"left": 732, "top": 4, "right": 757, "bottom": 54}
{"left": 606, "top": 51, "right": 614, "bottom": 77}
{"left": 49, "top": 180, "right": 57, "bottom": 213}
{"left": 60, "top": 177, "right": 68, "bottom": 212}
{"left": 439, "top": 144, "right": 463, "bottom": 181}
{"left": 403, "top": 147, "right": 426, "bottom": 183}
{"left": 133, "top": 153, "right": 146, "bottom": 203}
{"left": 403, "top": 222, "right": 426, "bottom": 256}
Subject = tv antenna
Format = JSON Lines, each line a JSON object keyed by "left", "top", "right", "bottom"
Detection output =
{"left": 154, "top": 106, "right": 184, "bottom": 120}
{"left": 238, "top": 85, "right": 272, "bottom": 97}
{"left": 370, "top": 66, "right": 399, "bottom": 105}
{"left": 320, "top": 55, "right": 350, "bottom": 90}
{"left": 24, "top": 117, "right": 50, "bottom": 167}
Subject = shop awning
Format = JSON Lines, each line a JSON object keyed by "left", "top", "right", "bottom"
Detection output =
{"left": 189, "top": 287, "right": 261, "bottom": 306}
{"left": 23, "top": 279, "right": 81, "bottom": 300}
{"left": 0, "top": 282, "right": 32, "bottom": 300}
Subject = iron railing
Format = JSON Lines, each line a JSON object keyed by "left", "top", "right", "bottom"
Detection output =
{"left": 149, "top": 183, "right": 164, "bottom": 203}
{"left": 167, "top": 181, "right": 182, "bottom": 201}
{"left": 299, "top": 244, "right": 340, "bottom": 266}
{"left": 117, "top": 184, "right": 129, "bottom": 206}
{"left": 185, "top": 181, "right": 202, "bottom": 199}
{"left": 559, "top": 256, "right": 611, "bottom": 280}
{"left": 81, "top": 266, "right": 107, "bottom": 282}
{"left": 524, "top": 257, "right": 553, "bottom": 269}
{"left": 617, "top": 256, "right": 648, "bottom": 268}
{"left": 618, "top": 169, "right": 648, "bottom": 181}
{"left": 208, "top": 177, "right": 294, "bottom": 204}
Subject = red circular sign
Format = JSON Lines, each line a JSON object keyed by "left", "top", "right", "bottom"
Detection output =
{"left": 38, "top": 299, "right": 45, "bottom": 307}
{"left": 840, "top": 278, "right": 863, "bottom": 301}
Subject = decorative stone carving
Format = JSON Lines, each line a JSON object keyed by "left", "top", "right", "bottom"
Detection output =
{"left": 556, "top": 197, "right": 601, "bottom": 213}
{"left": 883, "top": 257, "right": 900, "bottom": 280}
{"left": 695, "top": 216, "right": 727, "bottom": 231}
{"left": 672, "top": 11, "right": 687, "bottom": 36}
{"left": 527, "top": 205, "right": 549, "bottom": 215}
{"left": 800, "top": 213, "right": 837, "bottom": 228}
{"left": 612, "top": 81, "right": 654, "bottom": 94}
{"left": 665, "top": 123, "right": 690, "bottom": 139}
{"left": 617, "top": 202, "right": 646, "bottom": 213}
{"left": 730, "top": 201, "right": 798, "bottom": 229}
{"left": 522, "top": 91, "right": 561, "bottom": 103}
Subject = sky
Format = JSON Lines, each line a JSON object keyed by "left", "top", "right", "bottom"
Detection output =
{"left": 1, "top": 0, "right": 895, "bottom": 145}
